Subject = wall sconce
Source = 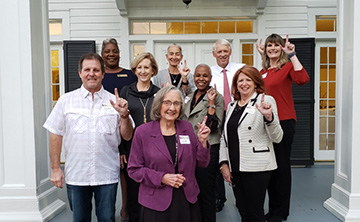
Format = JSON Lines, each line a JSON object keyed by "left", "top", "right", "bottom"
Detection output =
{"left": 183, "top": 0, "right": 191, "bottom": 8}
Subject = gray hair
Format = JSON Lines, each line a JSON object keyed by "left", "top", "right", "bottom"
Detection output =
{"left": 212, "top": 39, "right": 232, "bottom": 52}
{"left": 150, "top": 86, "right": 185, "bottom": 121}
{"left": 101, "top": 38, "right": 119, "bottom": 53}
{"left": 194, "top": 63, "right": 212, "bottom": 76}
{"left": 167, "top": 44, "right": 183, "bottom": 56}
{"left": 78, "top": 53, "right": 105, "bottom": 73}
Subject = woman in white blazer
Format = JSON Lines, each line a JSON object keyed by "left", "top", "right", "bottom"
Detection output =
{"left": 219, "top": 65, "right": 283, "bottom": 222}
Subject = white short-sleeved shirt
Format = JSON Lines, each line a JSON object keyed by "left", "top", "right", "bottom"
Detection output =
{"left": 44, "top": 85, "right": 127, "bottom": 186}
{"left": 210, "top": 62, "right": 245, "bottom": 99}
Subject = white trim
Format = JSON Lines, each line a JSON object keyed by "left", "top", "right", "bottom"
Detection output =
{"left": 314, "top": 41, "right": 336, "bottom": 161}
{"left": 49, "top": 11, "right": 70, "bottom": 42}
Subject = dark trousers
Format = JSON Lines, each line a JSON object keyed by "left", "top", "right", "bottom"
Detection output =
{"left": 66, "top": 183, "right": 118, "bottom": 222}
{"left": 232, "top": 171, "right": 272, "bottom": 222}
{"left": 124, "top": 168, "right": 140, "bottom": 222}
{"left": 196, "top": 144, "right": 220, "bottom": 222}
{"left": 267, "top": 119, "right": 296, "bottom": 218}
{"left": 215, "top": 111, "right": 227, "bottom": 204}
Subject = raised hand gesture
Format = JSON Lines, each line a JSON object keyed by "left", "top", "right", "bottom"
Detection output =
{"left": 110, "top": 88, "right": 129, "bottom": 116}
{"left": 255, "top": 93, "right": 273, "bottom": 122}
{"left": 178, "top": 59, "right": 190, "bottom": 83}
{"left": 207, "top": 84, "right": 218, "bottom": 105}
{"left": 197, "top": 116, "right": 211, "bottom": 148}
{"left": 282, "top": 34, "right": 295, "bottom": 55}
{"left": 256, "top": 38, "right": 265, "bottom": 56}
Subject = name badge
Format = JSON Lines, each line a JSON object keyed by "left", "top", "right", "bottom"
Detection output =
{"left": 102, "top": 103, "right": 113, "bottom": 110}
{"left": 117, "top": 74, "right": 128, "bottom": 78}
{"left": 179, "top": 135, "right": 191, "bottom": 144}
{"left": 245, "top": 106, "right": 256, "bottom": 114}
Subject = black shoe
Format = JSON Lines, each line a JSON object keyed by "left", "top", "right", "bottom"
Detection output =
{"left": 265, "top": 212, "right": 272, "bottom": 220}
{"left": 215, "top": 199, "right": 225, "bottom": 212}
{"left": 267, "top": 215, "right": 285, "bottom": 222}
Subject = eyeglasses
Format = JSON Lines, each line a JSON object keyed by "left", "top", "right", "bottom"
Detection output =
{"left": 162, "top": 100, "right": 182, "bottom": 107}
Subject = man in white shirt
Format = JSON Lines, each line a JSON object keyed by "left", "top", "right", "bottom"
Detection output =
{"left": 211, "top": 39, "right": 245, "bottom": 109}
{"left": 43, "top": 53, "right": 133, "bottom": 222}
{"left": 211, "top": 39, "right": 245, "bottom": 212}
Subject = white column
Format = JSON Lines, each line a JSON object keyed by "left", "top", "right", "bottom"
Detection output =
{"left": 0, "top": 0, "right": 65, "bottom": 221}
{"left": 324, "top": 0, "right": 360, "bottom": 221}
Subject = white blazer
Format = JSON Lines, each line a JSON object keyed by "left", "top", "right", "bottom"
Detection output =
{"left": 219, "top": 92, "right": 283, "bottom": 172}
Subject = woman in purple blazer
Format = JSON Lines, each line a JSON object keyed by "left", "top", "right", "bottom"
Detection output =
{"left": 127, "top": 86, "right": 211, "bottom": 222}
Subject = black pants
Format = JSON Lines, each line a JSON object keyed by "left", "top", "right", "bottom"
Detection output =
{"left": 267, "top": 119, "right": 296, "bottom": 218}
{"left": 124, "top": 167, "right": 140, "bottom": 222}
{"left": 196, "top": 144, "right": 220, "bottom": 222}
{"left": 232, "top": 171, "right": 272, "bottom": 222}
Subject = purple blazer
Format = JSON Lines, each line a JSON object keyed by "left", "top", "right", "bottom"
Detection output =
{"left": 127, "top": 120, "right": 210, "bottom": 211}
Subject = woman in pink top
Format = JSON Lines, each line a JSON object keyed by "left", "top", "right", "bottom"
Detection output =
{"left": 257, "top": 33, "right": 309, "bottom": 222}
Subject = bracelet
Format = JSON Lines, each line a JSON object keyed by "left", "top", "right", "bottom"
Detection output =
{"left": 288, "top": 51, "right": 296, "bottom": 59}
{"left": 121, "top": 109, "right": 130, "bottom": 119}
{"left": 209, "top": 105, "right": 216, "bottom": 109}
{"left": 181, "top": 80, "right": 189, "bottom": 85}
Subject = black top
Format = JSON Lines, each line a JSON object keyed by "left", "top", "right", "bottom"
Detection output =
{"left": 119, "top": 82, "right": 160, "bottom": 156}
{"left": 227, "top": 103, "right": 247, "bottom": 173}
{"left": 169, "top": 73, "right": 181, "bottom": 86}
{"left": 102, "top": 68, "right": 137, "bottom": 94}
{"left": 190, "top": 89, "right": 219, "bottom": 133}
{"left": 163, "top": 134, "right": 178, "bottom": 173}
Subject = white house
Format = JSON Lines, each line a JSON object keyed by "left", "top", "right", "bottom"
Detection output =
{"left": 0, "top": 0, "right": 359, "bottom": 221}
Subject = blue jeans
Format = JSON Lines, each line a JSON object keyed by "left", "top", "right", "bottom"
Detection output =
{"left": 66, "top": 183, "right": 118, "bottom": 222}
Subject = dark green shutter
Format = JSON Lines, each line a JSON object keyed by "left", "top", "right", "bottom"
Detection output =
{"left": 289, "top": 38, "right": 315, "bottom": 166}
{"left": 63, "top": 41, "right": 96, "bottom": 92}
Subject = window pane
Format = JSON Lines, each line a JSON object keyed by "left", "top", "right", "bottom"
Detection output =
{"left": 242, "top": 44, "right": 253, "bottom": 54}
{"left": 49, "top": 19, "right": 62, "bottom": 35}
{"left": 150, "top": 22, "right": 166, "bottom": 34}
{"left": 320, "top": 99, "right": 328, "bottom": 109}
{"left": 51, "top": 50, "right": 59, "bottom": 67}
{"left": 133, "top": 45, "right": 145, "bottom": 59}
{"left": 133, "top": 22, "right": 149, "bottom": 34}
{"left": 320, "top": 82, "right": 328, "bottom": 98}
{"left": 219, "top": 21, "right": 235, "bottom": 33}
{"left": 320, "top": 47, "right": 328, "bottom": 64}
{"left": 319, "top": 117, "right": 327, "bottom": 133}
{"left": 320, "top": 65, "right": 328, "bottom": 81}
{"left": 167, "top": 22, "right": 183, "bottom": 34}
{"left": 329, "top": 47, "right": 336, "bottom": 63}
{"left": 236, "top": 21, "right": 252, "bottom": 33}
{"left": 328, "top": 134, "right": 335, "bottom": 150}
{"left": 316, "top": 19, "right": 335, "bottom": 32}
{"left": 52, "top": 85, "right": 60, "bottom": 101}
{"left": 52, "top": 68, "right": 59, "bottom": 84}
{"left": 329, "top": 82, "right": 336, "bottom": 98}
{"left": 329, "top": 100, "right": 336, "bottom": 108}
{"left": 242, "top": 55, "right": 253, "bottom": 66}
{"left": 185, "top": 22, "right": 200, "bottom": 34}
{"left": 328, "top": 117, "right": 335, "bottom": 133}
{"left": 329, "top": 65, "right": 336, "bottom": 81}
{"left": 202, "top": 22, "right": 218, "bottom": 34}
{"left": 319, "top": 134, "right": 327, "bottom": 150}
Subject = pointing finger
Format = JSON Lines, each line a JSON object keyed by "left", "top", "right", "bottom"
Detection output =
{"left": 261, "top": 93, "right": 265, "bottom": 102}
{"left": 286, "top": 34, "right": 289, "bottom": 44}
{"left": 184, "top": 59, "right": 187, "bottom": 68}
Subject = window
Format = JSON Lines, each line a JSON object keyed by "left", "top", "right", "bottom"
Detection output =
{"left": 241, "top": 43, "right": 254, "bottom": 66}
{"left": 133, "top": 44, "right": 145, "bottom": 60}
{"left": 316, "top": 15, "right": 336, "bottom": 32}
{"left": 319, "top": 46, "right": 336, "bottom": 151}
{"left": 132, "top": 19, "right": 253, "bottom": 35}
{"left": 51, "top": 50, "right": 60, "bottom": 107}
{"left": 49, "top": 19, "right": 62, "bottom": 35}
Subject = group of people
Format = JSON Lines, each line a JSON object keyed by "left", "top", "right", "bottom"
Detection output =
{"left": 44, "top": 34, "right": 309, "bottom": 222}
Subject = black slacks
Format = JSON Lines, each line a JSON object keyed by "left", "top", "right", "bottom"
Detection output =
{"left": 267, "top": 119, "right": 296, "bottom": 218}
{"left": 232, "top": 171, "right": 272, "bottom": 222}
{"left": 124, "top": 168, "right": 140, "bottom": 222}
{"left": 196, "top": 143, "right": 220, "bottom": 222}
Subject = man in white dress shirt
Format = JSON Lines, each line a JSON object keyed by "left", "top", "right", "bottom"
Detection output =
{"left": 211, "top": 39, "right": 245, "bottom": 109}
{"left": 211, "top": 39, "right": 245, "bottom": 212}
{"left": 43, "top": 53, "right": 134, "bottom": 222}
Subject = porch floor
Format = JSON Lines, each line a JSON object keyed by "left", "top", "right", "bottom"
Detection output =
{"left": 49, "top": 164, "right": 341, "bottom": 222}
